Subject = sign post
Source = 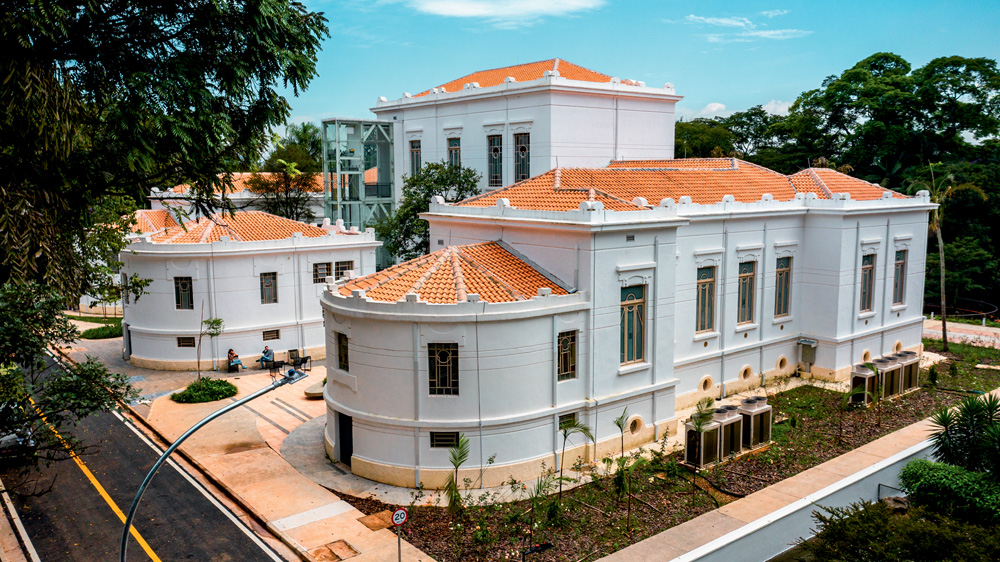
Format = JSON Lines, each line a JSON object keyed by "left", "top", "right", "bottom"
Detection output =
{"left": 392, "top": 507, "right": 408, "bottom": 562}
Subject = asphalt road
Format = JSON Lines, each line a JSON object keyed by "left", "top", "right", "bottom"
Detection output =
{"left": 3, "top": 358, "right": 284, "bottom": 562}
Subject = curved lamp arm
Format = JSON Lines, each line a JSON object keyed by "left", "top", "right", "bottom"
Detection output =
{"left": 120, "top": 369, "right": 308, "bottom": 562}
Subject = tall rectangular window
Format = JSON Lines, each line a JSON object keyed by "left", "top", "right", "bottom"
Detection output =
{"left": 409, "top": 140, "right": 421, "bottom": 177}
{"left": 557, "top": 330, "right": 577, "bottom": 381}
{"left": 860, "top": 254, "right": 875, "bottom": 312}
{"left": 514, "top": 133, "right": 530, "bottom": 181}
{"left": 335, "top": 260, "right": 354, "bottom": 280}
{"left": 313, "top": 262, "right": 332, "bottom": 284}
{"left": 174, "top": 277, "right": 193, "bottom": 310}
{"left": 337, "top": 332, "right": 349, "bottom": 372}
{"left": 487, "top": 134, "right": 502, "bottom": 188}
{"left": 696, "top": 267, "right": 715, "bottom": 333}
{"left": 737, "top": 261, "right": 756, "bottom": 324}
{"left": 620, "top": 286, "right": 645, "bottom": 365}
{"left": 260, "top": 272, "right": 278, "bottom": 304}
{"left": 447, "top": 137, "right": 461, "bottom": 168}
{"left": 775, "top": 257, "right": 791, "bottom": 318}
{"left": 428, "top": 343, "right": 459, "bottom": 395}
{"left": 893, "top": 250, "right": 907, "bottom": 305}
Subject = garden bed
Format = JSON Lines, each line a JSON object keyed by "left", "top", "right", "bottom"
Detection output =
{"left": 340, "top": 341, "right": 1000, "bottom": 562}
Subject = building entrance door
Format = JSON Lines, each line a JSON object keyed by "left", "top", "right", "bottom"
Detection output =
{"left": 337, "top": 412, "right": 353, "bottom": 466}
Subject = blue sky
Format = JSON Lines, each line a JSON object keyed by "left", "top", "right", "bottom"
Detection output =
{"left": 279, "top": 1, "right": 1000, "bottom": 125}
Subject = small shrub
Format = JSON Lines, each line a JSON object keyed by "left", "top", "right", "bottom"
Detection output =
{"left": 171, "top": 378, "right": 238, "bottom": 403}
{"left": 898, "top": 459, "right": 1000, "bottom": 522}
{"left": 80, "top": 324, "right": 123, "bottom": 339}
{"left": 949, "top": 361, "right": 959, "bottom": 378}
{"left": 928, "top": 365, "right": 938, "bottom": 386}
{"left": 801, "top": 500, "right": 1000, "bottom": 561}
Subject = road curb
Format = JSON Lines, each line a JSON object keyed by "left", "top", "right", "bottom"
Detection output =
{"left": 51, "top": 347, "right": 319, "bottom": 562}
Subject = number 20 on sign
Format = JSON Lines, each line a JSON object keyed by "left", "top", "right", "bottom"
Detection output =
{"left": 392, "top": 507, "right": 408, "bottom": 562}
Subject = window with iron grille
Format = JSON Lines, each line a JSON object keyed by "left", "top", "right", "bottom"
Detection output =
{"left": 337, "top": 332, "right": 349, "bottom": 372}
{"left": 447, "top": 137, "right": 461, "bottom": 168}
{"left": 335, "top": 260, "right": 354, "bottom": 280}
{"left": 557, "top": 330, "right": 577, "bottom": 381}
{"left": 487, "top": 135, "right": 502, "bottom": 188}
{"left": 174, "top": 277, "right": 193, "bottom": 310}
{"left": 176, "top": 336, "right": 195, "bottom": 348}
{"left": 430, "top": 432, "right": 459, "bottom": 448}
{"left": 428, "top": 343, "right": 459, "bottom": 395}
{"left": 558, "top": 412, "right": 577, "bottom": 430}
{"left": 409, "top": 140, "right": 421, "bottom": 177}
{"left": 860, "top": 254, "right": 875, "bottom": 312}
{"left": 514, "top": 133, "right": 530, "bottom": 181}
{"left": 893, "top": 250, "right": 906, "bottom": 305}
{"left": 696, "top": 267, "right": 715, "bottom": 332}
{"left": 313, "top": 262, "right": 332, "bottom": 284}
{"left": 620, "top": 286, "right": 645, "bottom": 365}
{"left": 775, "top": 257, "right": 791, "bottom": 317}
{"left": 263, "top": 329, "right": 280, "bottom": 341}
{"left": 737, "top": 261, "right": 756, "bottom": 324}
{"left": 260, "top": 272, "right": 278, "bottom": 304}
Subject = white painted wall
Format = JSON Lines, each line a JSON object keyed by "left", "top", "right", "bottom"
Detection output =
{"left": 123, "top": 230, "right": 379, "bottom": 367}
{"left": 373, "top": 77, "right": 680, "bottom": 194}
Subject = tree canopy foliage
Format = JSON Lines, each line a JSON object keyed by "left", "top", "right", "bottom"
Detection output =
{"left": 1, "top": 1, "right": 329, "bottom": 297}
{"left": 262, "top": 122, "right": 323, "bottom": 173}
{"left": 678, "top": 52, "right": 1000, "bottom": 312}
{"left": 373, "top": 162, "right": 481, "bottom": 261}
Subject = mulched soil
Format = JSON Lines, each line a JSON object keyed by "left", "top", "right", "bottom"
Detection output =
{"left": 338, "top": 341, "right": 1000, "bottom": 562}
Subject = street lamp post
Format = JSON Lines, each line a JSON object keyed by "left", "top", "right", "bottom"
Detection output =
{"left": 120, "top": 369, "right": 309, "bottom": 562}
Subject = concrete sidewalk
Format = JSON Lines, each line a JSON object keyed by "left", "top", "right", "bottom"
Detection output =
{"left": 64, "top": 337, "right": 432, "bottom": 562}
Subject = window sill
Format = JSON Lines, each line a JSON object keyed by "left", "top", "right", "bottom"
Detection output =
{"left": 693, "top": 331, "right": 720, "bottom": 342}
{"left": 617, "top": 362, "right": 650, "bottom": 376}
{"left": 735, "top": 323, "right": 758, "bottom": 333}
{"left": 772, "top": 315, "right": 792, "bottom": 325}
{"left": 858, "top": 311, "right": 877, "bottom": 320}
{"left": 891, "top": 303, "right": 907, "bottom": 312}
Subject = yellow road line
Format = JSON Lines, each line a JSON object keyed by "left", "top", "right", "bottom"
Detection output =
{"left": 30, "top": 399, "right": 162, "bottom": 562}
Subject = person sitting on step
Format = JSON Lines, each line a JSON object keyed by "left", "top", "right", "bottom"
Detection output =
{"left": 257, "top": 346, "right": 274, "bottom": 368}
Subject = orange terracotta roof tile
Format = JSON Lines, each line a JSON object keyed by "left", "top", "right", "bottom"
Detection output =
{"left": 132, "top": 209, "right": 181, "bottom": 234}
{"left": 456, "top": 159, "right": 907, "bottom": 211}
{"left": 338, "top": 242, "right": 569, "bottom": 304}
{"left": 414, "top": 59, "right": 636, "bottom": 97}
{"left": 150, "top": 211, "right": 329, "bottom": 244}
{"left": 795, "top": 168, "right": 906, "bottom": 200}
{"left": 171, "top": 173, "right": 323, "bottom": 195}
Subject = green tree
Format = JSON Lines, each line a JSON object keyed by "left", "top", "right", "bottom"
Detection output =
{"left": 444, "top": 433, "right": 470, "bottom": 515}
{"left": 719, "top": 105, "right": 784, "bottom": 157}
{"left": 245, "top": 161, "right": 318, "bottom": 223}
{"left": 908, "top": 165, "right": 987, "bottom": 351}
{"left": 372, "top": 162, "right": 480, "bottom": 261}
{"left": 0, "top": 283, "right": 136, "bottom": 470}
{"left": 197, "top": 316, "right": 225, "bottom": 379}
{"left": 674, "top": 118, "right": 735, "bottom": 158}
{"left": 262, "top": 122, "right": 323, "bottom": 173}
{"left": 1, "top": 1, "right": 329, "bottom": 298}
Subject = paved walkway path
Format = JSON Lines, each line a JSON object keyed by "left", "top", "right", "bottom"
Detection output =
{"left": 65, "top": 337, "right": 431, "bottom": 562}
{"left": 923, "top": 319, "right": 1000, "bottom": 348}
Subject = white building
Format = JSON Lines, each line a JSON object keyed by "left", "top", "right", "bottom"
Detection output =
{"left": 122, "top": 211, "right": 380, "bottom": 370}
{"left": 371, "top": 58, "right": 681, "bottom": 195}
{"left": 320, "top": 158, "right": 933, "bottom": 488}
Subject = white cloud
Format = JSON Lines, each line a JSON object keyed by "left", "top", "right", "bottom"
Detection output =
{"left": 742, "top": 29, "right": 812, "bottom": 40}
{"left": 678, "top": 102, "right": 731, "bottom": 120}
{"left": 761, "top": 99, "right": 792, "bottom": 116}
{"left": 404, "top": 0, "right": 604, "bottom": 26}
{"left": 685, "top": 14, "right": 755, "bottom": 28}
{"left": 675, "top": 12, "right": 810, "bottom": 43}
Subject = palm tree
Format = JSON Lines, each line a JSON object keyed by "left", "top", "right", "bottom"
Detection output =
{"left": 864, "top": 363, "right": 884, "bottom": 427}
{"left": 908, "top": 164, "right": 986, "bottom": 351}
{"left": 612, "top": 408, "right": 629, "bottom": 460}
{"left": 444, "top": 433, "right": 470, "bottom": 515}
{"left": 557, "top": 418, "right": 594, "bottom": 502}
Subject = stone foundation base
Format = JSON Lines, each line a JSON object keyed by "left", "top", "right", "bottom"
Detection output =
{"left": 129, "top": 345, "right": 326, "bottom": 371}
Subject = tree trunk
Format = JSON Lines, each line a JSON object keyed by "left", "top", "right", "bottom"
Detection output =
{"left": 936, "top": 226, "right": 948, "bottom": 352}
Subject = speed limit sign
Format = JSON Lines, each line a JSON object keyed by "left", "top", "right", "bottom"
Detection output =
{"left": 391, "top": 507, "right": 408, "bottom": 526}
